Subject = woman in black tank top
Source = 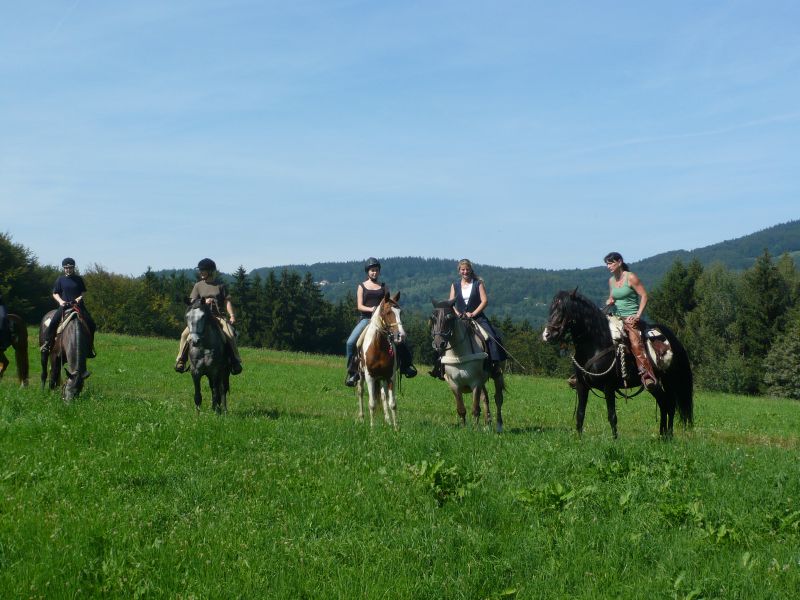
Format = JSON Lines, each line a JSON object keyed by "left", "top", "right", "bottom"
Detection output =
{"left": 344, "top": 258, "right": 418, "bottom": 386}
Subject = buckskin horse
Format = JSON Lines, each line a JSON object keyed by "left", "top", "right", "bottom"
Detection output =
{"left": 185, "top": 299, "right": 230, "bottom": 414}
{"left": 39, "top": 305, "right": 92, "bottom": 401}
{"left": 0, "top": 314, "right": 29, "bottom": 387}
{"left": 430, "top": 299, "right": 505, "bottom": 432}
{"left": 542, "top": 289, "right": 693, "bottom": 438}
{"left": 355, "top": 291, "right": 405, "bottom": 429}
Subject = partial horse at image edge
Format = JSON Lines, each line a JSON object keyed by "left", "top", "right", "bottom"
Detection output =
{"left": 0, "top": 314, "right": 29, "bottom": 386}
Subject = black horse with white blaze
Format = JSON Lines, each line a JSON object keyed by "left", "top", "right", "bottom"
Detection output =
{"left": 542, "top": 289, "right": 693, "bottom": 438}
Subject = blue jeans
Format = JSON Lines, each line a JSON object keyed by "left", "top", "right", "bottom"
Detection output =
{"left": 345, "top": 318, "right": 370, "bottom": 365}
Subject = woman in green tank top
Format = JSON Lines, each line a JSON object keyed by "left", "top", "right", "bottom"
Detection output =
{"left": 604, "top": 251, "right": 657, "bottom": 390}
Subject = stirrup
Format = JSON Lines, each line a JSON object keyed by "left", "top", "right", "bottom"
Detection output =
{"left": 230, "top": 360, "right": 243, "bottom": 375}
{"left": 174, "top": 360, "right": 187, "bottom": 373}
{"left": 402, "top": 365, "right": 418, "bottom": 378}
{"left": 345, "top": 371, "right": 360, "bottom": 387}
{"left": 567, "top": 375, "right": 577, "bottom": 389}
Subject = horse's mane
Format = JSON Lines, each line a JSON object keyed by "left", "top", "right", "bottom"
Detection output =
{"left": 558, "top": 290, "right": 612, "bottom": 344}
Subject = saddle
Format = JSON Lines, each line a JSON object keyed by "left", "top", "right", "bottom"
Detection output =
{"left": 606, "top": 316, "right": 673, "bottom": 370}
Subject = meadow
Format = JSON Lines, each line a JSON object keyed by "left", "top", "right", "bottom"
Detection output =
{"left": 1, "top": 331, "right": 799, "bottom": 599}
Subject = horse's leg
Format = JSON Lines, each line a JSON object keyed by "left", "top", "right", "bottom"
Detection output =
{"left": 493, "top": 373, "right": 504, "bottom": 434}
{"left": 193, "top": 373, "right": 203, "bottom": 411}
{"left": 471, "top": 387, "right": 482, "bottom": 428}
{"left": 0, "top": 351, "right": 7, "bottom": 379}
{"left": 40, "top": 350, "right": 49, "bottom": 389}
{"left": 218, "top": 376, "right": 228, "bottom": 415}
{"left": 575, "top": 386, "right": 589, "bottom": 437}
{"left": 387, "top": 380, "right": 398, "bottom": 431}
{"left": 480, "top": 385, "right": 492, "bottom": 430}
{"left": 453, "top": 388, "right": 467, "bottom": 427}
{"left": 367, "top": 376, "right": 378, "bottom": 428}
{"left": 653, "top": 389, "right": 673, "bottom": 438}
{"left": 356, "top": 378, "right": 365, "bottom": 422}
{"left": 210, "top": 376, "right": 221, "bottom": 414}
{"left": 48, "top": 352, "right": 61, "bottom": 391}
{"left": 604, "top": 387, "right": 618, "bottom": 439}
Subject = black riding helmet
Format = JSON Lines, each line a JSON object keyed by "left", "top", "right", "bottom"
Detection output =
{"left": 197, "top": 258, "right": 217, "bottom": 272}
{"left": 62, "top": 257, "right": 76, "bottom": 267}
{"left": 364, "top": 257, "right": 381, "bottom": 272}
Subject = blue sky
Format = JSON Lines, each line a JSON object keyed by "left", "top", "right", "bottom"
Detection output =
{"left": 1, "top": 1, "right": 798, "bottom": 275}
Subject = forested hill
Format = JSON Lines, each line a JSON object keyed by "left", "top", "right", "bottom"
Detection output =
{"left": 248, "top": 220, "right": 800, "bottom": 324}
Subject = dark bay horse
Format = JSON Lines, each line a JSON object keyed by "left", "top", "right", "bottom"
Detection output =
{"left": 39, "top": 307, "right": 92, "bottom": 401}
{"left": 542, "top": 290, "right": 693, "bottom": 438}
{"left": 356, "top": 291, "right": 404, "bottom": 429}
{"left": 431, "top": 299, "right": 505, "bottom": 432}
{"left": 0, "top": 314, "right": 29, "bottom": 386}
{"left": 186, "top": 299, "right": 230, "bottom": 414}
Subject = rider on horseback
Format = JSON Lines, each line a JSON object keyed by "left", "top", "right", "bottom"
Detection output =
{"left": 175, "top": 258, "right": 242, "bottom": 375}
{"left": 40, "top": 258, "right": 97, "bottom": 355}
{"left": 430, "top": 258, "right": 507, "bottom": 379}
{"left": 344, "top": 257, "right": 417, "bottom": 386}
{"left": 604, "top": 251, "right": 658, "bottom": 391}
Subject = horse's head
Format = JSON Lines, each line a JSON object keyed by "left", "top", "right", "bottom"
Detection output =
{"left": 542, "top": 289, "right": 577, "bottom": 343}
{"left": 62, "top": 367, "right": 89, "bottom": 402}
{"left": 430, "top": 298, "right": 457, "bottom": 353}
{"left": 378, "top": 291, "right": 406, "bottom": 343}
{"left": 186, "top": 299, "right": 209, "bottom": 345}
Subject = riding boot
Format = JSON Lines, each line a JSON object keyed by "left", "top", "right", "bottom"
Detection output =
{"left": 428, "top": 356, "right": 445, "bottom": 380}
{"left": 175, "top": 345, "right": 189, "bottom": 373}
{"left": 625, "top": 322, "right": 657, "bottom": 390}
{"left": 345, "top": 355, "right": 360, "bottom": 387}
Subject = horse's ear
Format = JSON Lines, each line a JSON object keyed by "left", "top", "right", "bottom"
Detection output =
{"left": 184, "top": 296, "right": 193, "bottom": 306}
{"left": 570, "top": 287, "right": 579, "bottom": 298}
{"left": 384, "top": 290, "right": 390, "bottom": 301}
{"left": 447, "top": 298, "right": 456, "bottom": 308}
{"left": 431, "top": 298, "right": 437, "bottom": 307}
{"left": 391, "top": 291, "right": 400, "bottom": 303}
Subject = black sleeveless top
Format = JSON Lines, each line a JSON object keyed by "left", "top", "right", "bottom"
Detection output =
{"left": 454, "top": 279, "right": 483, "bottom": 314}
{"left": 359, "top": 282, "right": 386, "bottom": 318}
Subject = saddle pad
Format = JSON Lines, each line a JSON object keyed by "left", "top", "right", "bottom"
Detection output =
{"left": 56, "top": 311, "right": 79, "bottom": 335}
{"left": 441, "top": 352, "right": 488, "bottom": 365}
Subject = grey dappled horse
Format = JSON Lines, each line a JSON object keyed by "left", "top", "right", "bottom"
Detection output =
{"left": 430, "top": 299, "right": 505, "bottom": 432}
{"left": 186, "top": 299, "right": 230, "bottom": 414}
{"left": 39, "top": 307, "right": 91, "bottom": 402}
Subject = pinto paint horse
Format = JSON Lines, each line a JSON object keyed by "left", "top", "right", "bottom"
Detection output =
{"left": 542, "top": 289, "right": 693, "bottom": 438}
{"left": 356, "top": 291, "right": 405, "bottom": 429}
{"left": 0, "top": 314, "right": 29, "bottom": 387}
{"left": 430, "top": 299, "right": 505, "bottom": 432}
{"left": 39, "top": 306, "right": 92, "bottom": 402}
{"left": 186, "top": 299, "right": 230, "bottom": 414}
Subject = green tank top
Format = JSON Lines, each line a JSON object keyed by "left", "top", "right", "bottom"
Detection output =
{"left": 610, "top": 272, "right": 640, "bottom": 317}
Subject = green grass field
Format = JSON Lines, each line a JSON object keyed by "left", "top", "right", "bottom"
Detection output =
{"left": 1, "top": 331, "right": 799, "bottom": 599}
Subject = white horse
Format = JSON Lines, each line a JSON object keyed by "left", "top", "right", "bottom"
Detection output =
{"left": 356, "top": 292, "right": 405, "bottom": 429}
{"left": 430, "top": 299, "right": 505, "bottom": 432}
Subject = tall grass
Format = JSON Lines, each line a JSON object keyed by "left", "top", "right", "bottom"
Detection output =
{"left": 1, "top": 331, "right": 799, "bottom": 598}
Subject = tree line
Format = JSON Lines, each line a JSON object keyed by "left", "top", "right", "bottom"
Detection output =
{"left": 2, "top": 232, "right": 799, "bottom": 398}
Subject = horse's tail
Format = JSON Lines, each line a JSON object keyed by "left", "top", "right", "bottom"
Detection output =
{"left": 657, "top": 324, "right": 693, "bottom": 426}
{"left": 11, "top": 316, "right": 29, "bottom": 384}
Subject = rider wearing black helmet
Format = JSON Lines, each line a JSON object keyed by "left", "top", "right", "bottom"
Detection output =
{"left": 40, "top": 257, "right": 97, "bottom": 354}
{"left": 175, "top": 258, "right": 242, "bottom": 374}
{"left": 344, "top": 257, "right": 417, "bottom": 386}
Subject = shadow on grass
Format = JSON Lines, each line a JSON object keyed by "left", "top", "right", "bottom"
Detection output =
{"left": 232, "top": 407, "right": 281, "bottom": 420}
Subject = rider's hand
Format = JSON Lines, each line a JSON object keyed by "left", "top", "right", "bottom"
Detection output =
{"left": 229, "top": 315, "right": 236, "bottom": 324}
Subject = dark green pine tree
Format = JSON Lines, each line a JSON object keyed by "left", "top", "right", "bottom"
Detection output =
{"left": 648, "top": 258, "right": 703, "bottom": 334}
{"left": 230, "top": 266, "right": 252, "bottom": 345}
{"left": 735, "top": 250, "right": 790, "bottom": 360}
{"left": 763, "top": 313, "right": 800, "bottom": 399}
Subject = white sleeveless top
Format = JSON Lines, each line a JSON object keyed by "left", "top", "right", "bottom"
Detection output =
{"left": 460, "top": 282, "right": 473, "bottom": 303}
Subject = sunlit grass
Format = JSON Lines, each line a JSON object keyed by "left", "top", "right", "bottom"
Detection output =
{"left": 1, "top": 330, "right": 799, "bottom": 598}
